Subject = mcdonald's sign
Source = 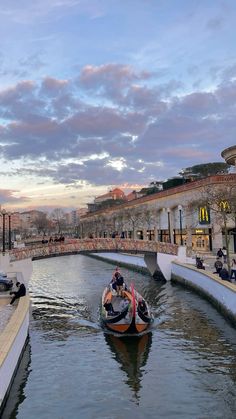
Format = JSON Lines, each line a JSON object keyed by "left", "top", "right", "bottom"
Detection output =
{"left": 199, "top": 206, "right": 210, "bottom": 224}
{"left": 219, "top": 200, "right": 231, "bottom": 212}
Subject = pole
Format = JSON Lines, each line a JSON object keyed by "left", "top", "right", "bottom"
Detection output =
{"left": 2, "top": 210, "right": 6, "bottom": 254}
{"left": 179, "top": 206, "right": 183, "bottom": 245}
{"left": 8, "top": 213, "right": 12, "bottom": 250}
{"left": 167, "top": 209, "right": 171, "bottom": 243}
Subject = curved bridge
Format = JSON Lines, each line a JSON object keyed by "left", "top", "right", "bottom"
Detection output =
{"left": 10, "top": 238, "right": 178, "bottom": 261}
{"left": 9, "top": 238, "right": 180, "bottom": 280}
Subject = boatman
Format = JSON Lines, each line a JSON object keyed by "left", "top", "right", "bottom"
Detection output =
{"left": 9, "top": 281, "right": 26, "bottom": 305}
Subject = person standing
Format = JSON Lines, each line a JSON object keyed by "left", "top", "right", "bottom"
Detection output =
{"left": 222, "top": 247, "right": 227, "bottom": 263}
{"left": 217, "top": 248, "right": 223, "bottom": 260}
{"left": 230, "top": 259, "right": 236, "bottom": 281}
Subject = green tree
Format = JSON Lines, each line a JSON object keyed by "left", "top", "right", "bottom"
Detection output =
{"left": 180, "top": 162, "right": 230, "bottom": 178}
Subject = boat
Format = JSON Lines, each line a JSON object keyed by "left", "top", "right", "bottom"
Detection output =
{"left": 101, "top": 282, "right": 153, "bottom": 334}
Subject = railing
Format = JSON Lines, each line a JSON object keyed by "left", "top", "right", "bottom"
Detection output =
{"left": 9, "top": 238, "right": 178, "bottom": 261}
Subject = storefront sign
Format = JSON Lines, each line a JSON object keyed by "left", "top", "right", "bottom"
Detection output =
{"left": 198, "top": 206, "right": 210, "bottom": 224}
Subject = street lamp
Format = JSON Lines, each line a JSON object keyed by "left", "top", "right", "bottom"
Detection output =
{"left": 8, "top": 212, "right": 12, "bottom": 250}
{"left": 178, "top": 205, "right": 183, "bottom": 245}
{"left": 167, "top": 208, "right": 171, "bottom": 243}
{"left": 1, "top": 209, "right": 6, "bottom": 254}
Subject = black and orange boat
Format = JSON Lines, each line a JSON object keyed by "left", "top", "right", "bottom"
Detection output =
{"left": 101, "top": 283, "right": 153, "bottom": 334}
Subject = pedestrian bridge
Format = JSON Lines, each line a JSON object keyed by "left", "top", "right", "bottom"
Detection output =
{"left": 10, "top": 238, "right": 178, "bottom": 259}
{"left": 8, "top": 238, "right": 185, "bottom": 280}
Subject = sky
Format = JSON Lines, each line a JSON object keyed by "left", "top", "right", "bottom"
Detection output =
{"left": 0, "top": 0, "right": 236, "bottom": 212}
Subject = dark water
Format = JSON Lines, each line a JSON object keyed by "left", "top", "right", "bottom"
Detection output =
{"left": 3, "top": 254, "right": 236, "bottom": 419}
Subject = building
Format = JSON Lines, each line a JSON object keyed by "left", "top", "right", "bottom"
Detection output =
{"left": 94, "top": 188, "right": 126, "bottom": 204}
{"left": 80, "top": 174, "right": 236, "bottom": 255}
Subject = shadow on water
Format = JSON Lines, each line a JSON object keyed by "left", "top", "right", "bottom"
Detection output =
{"left": 2, "top": 342, "right": 31, "bottom": 419}
{"left": 105, "top": 332, "right": 152, "bottom": 401}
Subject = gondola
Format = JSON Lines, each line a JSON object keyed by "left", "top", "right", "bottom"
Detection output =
{"left": 101, "top": 283, "right": 153, "bottom": 334}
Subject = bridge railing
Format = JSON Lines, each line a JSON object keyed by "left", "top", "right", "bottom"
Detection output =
{"left": 10, "top": 238, "right": 178, "bottom": 261}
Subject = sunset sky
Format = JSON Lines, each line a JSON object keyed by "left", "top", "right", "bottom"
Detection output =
{"left": 0, "top": 0, "right": 235, "bottom": 212}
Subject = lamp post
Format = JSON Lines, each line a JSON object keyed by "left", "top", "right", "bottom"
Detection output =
{"left": 178, "top": 205, "right": 183, "bottom": 245}
{"left": 167, "top": 208, "right": 171, "bottom": 243}
{"left": 8, "top": 212, "right": 12, "bottom": 250}
{"left": 2, "top": 209, "right": 6, "bottom": 254}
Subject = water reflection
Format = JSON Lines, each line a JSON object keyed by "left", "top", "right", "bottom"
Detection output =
{"left": 2, "top": 342, "right": 31, "bottom": 419}
{"left": 105, "top": 332, "right": 152, "bottom": 400}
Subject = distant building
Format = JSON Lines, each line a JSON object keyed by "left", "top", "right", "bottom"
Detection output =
{"left": 80, "top": 173, "right": 236, "bottom": 254}
{"left": 94, "top": 188, "right": 126, "bottom": 204}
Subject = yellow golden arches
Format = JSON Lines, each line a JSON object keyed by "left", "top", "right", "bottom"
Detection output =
{"left": 219, "top": 200, "right": 230, "bottom": 212}
{"left": 199, "top": 206, "right": 210, "bottom": 224}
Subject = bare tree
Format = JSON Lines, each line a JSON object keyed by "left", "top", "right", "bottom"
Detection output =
{"left": 33, "top": 213, "right": 50, "bottom": 235}
{"left": 194, "top": 184, "right": 236, "bottom": 272}
{"left": 51, "top": 208, "right": 66, "bottom": 234}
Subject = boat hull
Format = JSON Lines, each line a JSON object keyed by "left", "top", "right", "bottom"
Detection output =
{"left": 101, "top": 285, "right": 153, "bottom": 334}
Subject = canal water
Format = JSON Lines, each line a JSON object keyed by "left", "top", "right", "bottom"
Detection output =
{"left": 3, "top": 254, "right": 236, "bottom": 419}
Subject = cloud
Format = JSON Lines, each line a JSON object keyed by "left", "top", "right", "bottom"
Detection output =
{"left": 0, "top": 61, "right": 235, "bottom": 191}
{"left": 0, "top": 188, "right": 30, "bottom": 204}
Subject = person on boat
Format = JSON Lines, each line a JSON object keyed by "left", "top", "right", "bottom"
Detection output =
{"left": 9, "top": 282, "right": 26, "bottom": 305}
{"left": 116, "top": 275, "right": 124, "bottom": 297}
{"left": 103, "top": 299, "right": 117, "bottom": 316}
{"left": 110, "top": 275, "right": 118, "bottom": 293}
{"left": 112, "top": 267, "right": 121, "bottom": 280}
{"left": 137, "top": 298, "right": 148, "bottom": 316}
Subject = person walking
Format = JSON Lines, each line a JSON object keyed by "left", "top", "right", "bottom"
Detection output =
{"left": 222, "top": 247, "right": 227, "bottom": 263}
{"left": 230, "top": 258, "right": 236, "bottom": 281}
{"left": 217, "top": 248, "right": 223, "bottom": 260}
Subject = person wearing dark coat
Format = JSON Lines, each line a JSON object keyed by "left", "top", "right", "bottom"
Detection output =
{"left": 10, "top": 282, "right": 26, "bottom": 305}
{"left": 116, "top": 275, "right": 124, "bottom": 297}
{"left": 214, "top": 258, "right": 223, "bottom": 274}
{"left": 219, "top": 267, "right": 230, "bottom": 281}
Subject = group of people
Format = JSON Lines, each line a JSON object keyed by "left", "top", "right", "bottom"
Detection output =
{"left": 214, "top": 248, "right": 236, "bottom": 281}
{"left": 42, "top": 236, "right": 65, "bottom": 244}
{"left": 103, "top": 266, "right": 148, "bottom": 317}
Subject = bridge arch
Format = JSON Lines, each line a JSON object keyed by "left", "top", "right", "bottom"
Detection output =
{"left": 9, "top": 238, "right": 181, "bottom": 280}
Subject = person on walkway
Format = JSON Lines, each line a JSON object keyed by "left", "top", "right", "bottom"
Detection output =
{"left": 217, "top": 248, "right": 224, "bottom": 260}
{"left": 219, "top": 266, "right": 230, "bottom": 281}
{"left": 230, "top": 258, "right": 236, "bottom": 281}
{"left": 9, "top": 282, "right": 26, "bottom": 305}
{"left": 214, "top": 258, "right": 223, "bottom": 275}
{"left": 222, "top": 247, "right": 227, "bottom": 263}
{"left": 196, "top": 257, "right": 205, "bottom": 270}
